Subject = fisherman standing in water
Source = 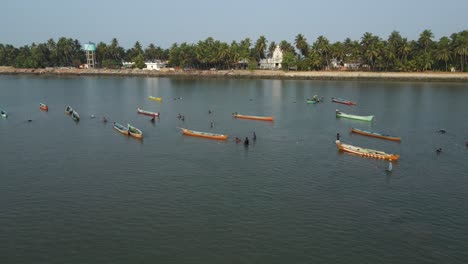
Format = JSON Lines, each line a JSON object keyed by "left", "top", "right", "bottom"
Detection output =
{"left": 244, "top": 137, "right": 249, "bottom": 146}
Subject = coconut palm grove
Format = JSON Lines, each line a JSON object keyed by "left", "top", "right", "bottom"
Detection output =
{"left": 0, "top": 29, "right": 467, "bottom": 72}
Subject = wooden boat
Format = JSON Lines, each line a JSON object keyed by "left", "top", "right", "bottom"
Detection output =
{"left": 1, "top": 109, "right": 7, "bottom": 118}
{"left": 351, "top": 128, "right": 401, "bottom": 142}
{"left": 233, "top": 113, "right": 274, "bottom": 121}
{"left": 336, "top": 110, "right": 373, "bottom": 122}
{"left": 148, "top": 96, "right": 162, "bottom": 102}
{"left": 306, "top": 99, "right": 320, "bottom": 104}
{"left": 39, "top": 103, "right": 48, "bottom": 111}
{"left": 128, "top": 124, "right": 143, "bottom": 139}
{"left": 336, "top": 140, "right": 400, "bottom": 161}
{"left": 137, "top": 108, "right": 160, "bottom": 117}
{"left": 71, "top": 110, "right": 80, "bottom": 122}
{"left": 179, "top": 127, "right": 228, "bottom": 140}
{"left": 113, "top": 122, "right": 129, "bottom": 135}
{"left": 331, "top": 97, "right": 357, "bottom": 105}
{"left": 65, "top": 106, "right": 73, "bottom": 115}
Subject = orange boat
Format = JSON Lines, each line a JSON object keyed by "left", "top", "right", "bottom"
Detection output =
{"left": 39, "top": 103, "right": 48, "bottom": 111}
{"left": 179, "top": 127, "right": 228, "bottom": 140}
{"left": 335, "top": 140, "right": 400, "bottom": 161}
{"left": 233, "top": 113, "right": 274, "bottom": 121}
{"left": 351, "top": 128, "right": 401, "bottom": 142}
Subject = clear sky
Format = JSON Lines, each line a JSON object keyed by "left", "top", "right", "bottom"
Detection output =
{"left": 1, "top": 0, "right": 467, "bottom": 48}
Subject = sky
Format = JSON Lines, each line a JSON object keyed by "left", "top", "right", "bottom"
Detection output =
{"left": 1, "top": 0, "right": 467, "bottom": 49}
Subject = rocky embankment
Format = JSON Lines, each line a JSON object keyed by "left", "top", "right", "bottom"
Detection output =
{"left": 1, "top": 66, "right": 467, "bottom": 82}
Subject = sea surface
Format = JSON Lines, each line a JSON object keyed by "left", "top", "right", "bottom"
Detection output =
{"left": 0, "top": 75, "right": 467, "bottom": 264}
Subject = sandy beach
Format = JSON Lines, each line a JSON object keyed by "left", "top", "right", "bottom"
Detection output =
{"left": 0, "top": 66, "right": 467, "bottom": 82}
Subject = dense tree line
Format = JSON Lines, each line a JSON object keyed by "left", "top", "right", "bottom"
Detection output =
{"left": 0, "top": 30, "right": 467, "bottom": 72}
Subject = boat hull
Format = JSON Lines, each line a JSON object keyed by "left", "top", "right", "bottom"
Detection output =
{"left": 149, "top": 96, "right": 162, "bottom": 102}
{"left": 351, "top": 128, "right": 401, "bottom": 141}
{"left": 128, "top": 124, "right": 143, "bottom": 139}
{"left": 180, "top": 128, "right": 228, "bottom": 140}
{"left": 65, "top": 106, "right": 73, "bottom": 115}
{"left": 39, "top": 103, "right": 48, "bottom": 111}
{"left": 336, "top": 111, "right": 373, "bottom": 122}
{"left": 71, "top": 111, "right": 80, "bottom": 122}
{"left": 113, "top": 122, "right": 129, "bottom": 135}
{"left": 233, "top": 114, "right": 274, "bottom": 121}
{"left": 336, "top": 140, "right": 399, "bottom": 161}
{"left": 332, "top": 97, "right": 357, "bottom": 105}
{"left": 137, "top": 108, "right": 160, "bottom": 117}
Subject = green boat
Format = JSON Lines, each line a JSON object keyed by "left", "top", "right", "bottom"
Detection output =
{"left": 336, "top": 110, "right": 373, "bottom": 122}
{"left": 1, "top": 109, "right": 7, "bottom": 118}
{"left": 306, "top": 99, "right": 319, "bottom": 104}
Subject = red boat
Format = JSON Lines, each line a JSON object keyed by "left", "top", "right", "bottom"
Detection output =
{"left": 137, "top": 108, "right": 160, "bottom": 117}
{"left": 39, "top": 103, "right": 48, "bottom": 111}
{"left": 331, "top": 97, "right": 357, "bottom": 106}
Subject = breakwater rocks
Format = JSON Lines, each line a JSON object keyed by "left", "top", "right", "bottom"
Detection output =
{"left": 1, "top": 66, "right": 467, "bottom": 82}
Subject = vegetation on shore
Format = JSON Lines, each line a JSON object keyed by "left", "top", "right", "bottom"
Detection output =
{"left": 0, "top": 30, "right": 466, "bottom": 72}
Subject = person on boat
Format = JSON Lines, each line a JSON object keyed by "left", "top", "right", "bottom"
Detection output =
{"left": 253, "top": 132, "right": 257, "bottom": 141}
{"left": 336, "top": 133, "right": 340, "bottom": 141}
{"left": 313, "top": 95, "right": 318, "bottom": 101}
{"left": 336, "top": 109, "right": 341, "bottom": 115}
{"left": 244, "top": 137, "right": 249, "bottom": 146}
{"left": 235, "top": 137, "right": 241, "bottom": 143}
{"left": 151, "top": 116, "right": 155, "bottom": 122}
{"left": 438, "top": 129, "right": 446, "bottom": 133}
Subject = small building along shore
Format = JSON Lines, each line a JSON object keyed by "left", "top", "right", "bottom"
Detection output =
{"left": 259, "top": 45, "right": 283, "bottom": 70}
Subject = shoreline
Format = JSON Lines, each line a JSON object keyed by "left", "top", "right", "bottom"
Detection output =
{"left": 1, "top": 66, "right": 467, "bottom": 82}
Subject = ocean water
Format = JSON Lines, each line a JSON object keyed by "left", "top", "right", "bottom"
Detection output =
{"left": 0, "top": 75, "right": 467, "bottom": 263}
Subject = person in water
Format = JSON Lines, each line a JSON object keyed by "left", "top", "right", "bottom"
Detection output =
{"left": 244, "top": 137, "right": 249, "bottom": 145}
{"left": 436, "top": 148, "right": 442, "bottom": 154}
{"left": 151, "top": 116, "right": 155, "bottom": 122}
{"left": 235, "top": 137, "right": 241, "bottom": 143}
{"left": 253, "top": 131, "right": 257, "bottom": 141}
{"left": 102, "top": 116, "right": 107, "bottom": 123}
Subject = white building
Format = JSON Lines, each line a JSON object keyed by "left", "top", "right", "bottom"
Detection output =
{"left": 259, "top": 45, "right": 283, "bottom": 70}
{"left": 144, "top": 60, "right": 166, "bottom": 71}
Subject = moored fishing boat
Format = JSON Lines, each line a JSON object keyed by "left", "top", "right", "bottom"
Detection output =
{"left": 1, "top": 109, "right": 8, "bottom": 118}
{"left": 331, "top": 97, "right": 357, "bottom": 105}
{"left": 179, "top": 127, "right": 228, "bottom": 140}
{"left": 336, "top": 140, "right": 400, "bottom": 161}
{"left": 351, "top": 128, "right": 401, "bottom": 142}
{"left": 336, "top": 110, "right": 373, "bottom": 122}
{"left": 306, "top": 99, "right": 320, "bottom": 104}
{"left": 39, "top": 103, "right": 48, "bottom": 111}
{"left": 307, "top": 95, "right": 323, "bottom": 104}
{"left": 65, "top": 106, "right": 73, "bottom": 115}
{"left": 113, "top": 122, "right": 129, "bottom": 135}
{"left": 71, "top": 110, "right": 80, "bottom": 122}
{"left": 148, "top": 96, "right": 162, "bottom": 102}
{"left": 137, "top": 108, "right": 160, "bottom": 117}
{"left": 233, "top": 113, "right": 274, "bottom": 121}
{"left": 128, "top": 124, "right": 143, "bottom": 139}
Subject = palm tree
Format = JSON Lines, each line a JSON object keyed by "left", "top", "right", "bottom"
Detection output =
{"left": 267, "top": 42, "right": 277, "bottom": 58}
{"left": 253, "top": 36, "right": 268, "bottom": 62}
{"left": 312, "top": 36, "right": 330, "bottom": 69}
{"left": 418, "top": 29, "right": 434, "bottom": 54}
{"left": 294, "top": 34, "right": 309, "bottom": 57}
{"left": 435, "top": 37, "right": 451, "bottom": 71}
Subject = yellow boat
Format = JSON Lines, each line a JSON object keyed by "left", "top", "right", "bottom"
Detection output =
{"left": 149, "top": 96, "right": 162, "bottom": 102}
{"left": 336, "top": 140, "right": 400, "bottom": 161}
